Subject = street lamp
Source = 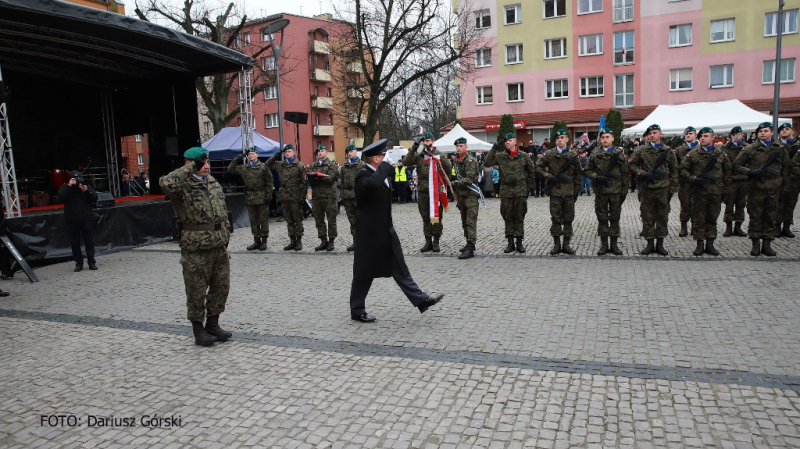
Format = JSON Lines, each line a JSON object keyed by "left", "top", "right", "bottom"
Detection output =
{"left": 773, "top": 0, "right": 785, "bottom": 130}
{"left": 264, "top": 19, "right": 290, "bottom": 152}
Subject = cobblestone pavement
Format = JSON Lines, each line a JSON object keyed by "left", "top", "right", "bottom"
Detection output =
{"left": 1, "top": 195, "right": 800, "bottom": 448}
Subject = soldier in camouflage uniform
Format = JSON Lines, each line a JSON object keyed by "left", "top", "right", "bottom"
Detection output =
{"left": 159, "top": 147, "right": 232, "bottom": 347}
{"left": 777, "top": 123, "right": 800, "bottom": 238}
{"left": 451, "top": 137, "right": 481, "bottom": 259}
{"left": 227, "top": 147, "right": 274, "bottom": 251}
{"left": 734, "top": 122, "right": 790, "bottom": 256}
{"left": 680, "top": 127, "right": 732, "bottom": 256}
{"left": 674, "top": 126, "right": 699, "bottom": 237}
{"left": 536, "top": 129, "right": 581, "bottom": 255}
{"left": 266, "top": 144, "right": 308, "bottom": 251}
{"left": 584, "top": 128, "right": 630, "bottom": 256}
{"left": 629, "top": 124, "right": 679, "bottom": 256}
{"left": 340, "top": 144, "right": 365, "bottom": 252}
{"left": 721, "top": 126, "right": 749, "bottom": 237}
{"left": 307, "top": 144, "right": 340, "bottom": 251}
{"left": 403, "top": 131, "right": 452, "bottom": 253}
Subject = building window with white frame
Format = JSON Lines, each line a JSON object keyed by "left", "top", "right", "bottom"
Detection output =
{"left": 507, "top": 83, "right": 524, "bottom": 102}
{"left": 669, "top": 68, "right": 693, "bottom": 91}
{"left": 261, "top": 30, "right": 275, "bottom": 42}
{"left": 765, "top": 9, "right": 799, "bottom": 36}
{"left": 476, "top": 86, "right": 493, "bottom": 104}
{"left": 504, "top": 4, "right": 521, "bottom": 24}
{"left": 265, "top": 113, "right": 279, "bottom": 128}
{"left": 669, "top": 24, "right": 692, "bottom": 47}
{"left": 476, "top": 48, "right": 492, "bottom": 67}
{"left": 545, "top": 79, "right": 568, "bottom": 99}
{"left": 612, "top": 0, "right": 633, "bottom": 23}
{"left": 763, "top": 58, "right": 796, "bottom": 84}
{"left": 204, "top": 122, "right": 211, "bottom": 134}
{"left": 709, "top": 64, "right": 734, "bottom": 88}
{"left": 578, "top": 34, "right": 603, "bottom": 56}
{"left": 710, "top": 18, "right": 735, "bottom": 43}
{"left": 543, "top": 0, "right": 566, "bottom": 19}
{"left": 613, "top": 30, "right": 634, "bottom": 65}
{"left": 614, "top": 73, "right": 634, "bottom": 108}
{"left": 244, "top": 33, "right": 251, "bottom": 45}
{"left": 505, "top": 43, "right": 523, "bottom": 64}
{"left": 577, "top": 0, "right": 602, "bottom": 15}
{"left": 264, "top": 85, "right": 277, "bottom": 100}
{"left": 475, "top": 9, "right": 491, "bottom": 29}
{"left": 579, "top": 76, "right": 604, "bottom": 97}
{"left": 262, "top": 56, "right": 277, "bottom": 71}
{"left": 137, "top": 153, "right": 144, "bottom": 165}
{"left": 544, "top": 38, "right": 567, "bottom": 59}
{"left": 135, "top": 134, "right": 142, "bottom": 142}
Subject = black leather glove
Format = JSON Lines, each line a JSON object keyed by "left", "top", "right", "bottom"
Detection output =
{"left": 691, "top": 177, "right": 707, "bottom": 188}
{"left": 492, "top": 141, "right": 504, "bottom": 152}
{"left": 749, "top": 168, "right": 765, "bottom": 179}
{"left": 411, "top": 139, "right": 421, "bottom": 151}
{"left": 595, "top": 176, "right": 608, "bottom": 186}
{"left": 641, "top": 173, "right": 656, "bottom": 183}
{"left": 193, "top": 159, "right": 205, "bottom": 171}
{"left": 548, "top": 175, "right": 559, "bottom": 184}
{"left": 235, "top": 153, "right": 245, "bottom": 161}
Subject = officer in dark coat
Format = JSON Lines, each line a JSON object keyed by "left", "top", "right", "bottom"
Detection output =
{"left": 349, "top": 139, "right": 444, "bottom": 323}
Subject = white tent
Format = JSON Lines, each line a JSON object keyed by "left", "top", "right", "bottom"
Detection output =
{"left": 621, "top": 100, "right": 792, "bottom": 137}
{"left": 433, "top": 124, "right": 493, "bottom": 153}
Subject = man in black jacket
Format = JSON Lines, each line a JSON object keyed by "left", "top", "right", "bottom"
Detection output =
{"left": 58, "top": 171, "right": 99, "bottom": 272}
{"left": 349, "top": 139, "right": 443, "bottom": 323}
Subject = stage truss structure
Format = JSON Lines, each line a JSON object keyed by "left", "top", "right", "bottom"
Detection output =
{"left": 0, "top": 64, "right": 21, "bottom": 218}
{"left": 101, "top": 88, "right": 120, "bottom": 197}
{"left": 238, "top": 69, "right": 254, "bottom": 154}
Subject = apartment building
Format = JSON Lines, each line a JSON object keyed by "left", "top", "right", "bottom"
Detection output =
{"left": 458, "top": 0, "right": 800, "bottom": 142}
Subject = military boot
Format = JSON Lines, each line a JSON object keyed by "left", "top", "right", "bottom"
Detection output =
{"left": 750, "top": 238, "right": 761, "bottom": 256}
{"left": 609, "top": 237, "right": 623, "bottom": 256}
{"left": 504, "top": 236, "right": 516, "bottom": 254}
{"left": 459, "top": 241, "right": 468, "bottom": 253}
{"left": 692, "top": 240, "right": 705, "bottom": 256}
{"left": 420, "top": 236, "right": 433, "bottom": 252}
{"left": 283, "top": 236, "right": 296, "bottom": 251}
{"left": 315, "top": 238, "right": 328, "bottom": 251}
{"left": 561, "top": 236, "right": 575, "bottom": 255}
{"left": 432, "top": 236, "right": 441, "bottom": 253}
{"left": 258, "top": 237, "right": 268, "bottom": 251}
{"left": 294, "top": 236, "right": 303, "bottom": 251}
{"left": 655, "top": 238, "right": 669, "bottom": 256}
{"left": 641, "top": 239, "right": 655, "bottom": 255}
{"left": 191, "top": 321, "right": 216, "bottom": 347}
{"left": 775, "top": 224, "right": 783, "bottom": 238}
{"left": 734, "top": 222, "right": 747, "bottom": 237}
{"left": 205, "top": 315, "right": 232, "bottom": 341}
{"left": 597, "top": 237, "right": 609, "bottom": 256}
{"left": 705, "top": 238, "right": 719, "bottom": 256}
{"left": 247, "top": 236, "right": 260, "bottom": 251}
{"left": 515, "top": 237, "right": 526, "bottom": 253}
{"left": 458, "top": 242, "right": 474, "bottom": 259}
{"left": 326, "top": 238, "right": 335, "bottom": 251}
{"left": 723, "top": 222, "right": 733, "bottom": 237}
{"left": 782, "top": 222, "right": 796, "bottom": 238}
{"left": 549, "top": 236, "right": 561, "bottom": 256}
{"left": 761, "top": 239, "right": 777, "bottom": 257}
{"left": 679, "top": 221, "right": 689, "bottom": 237}
{"left": 347, "top": 241, "right": 356, "bottom": 252}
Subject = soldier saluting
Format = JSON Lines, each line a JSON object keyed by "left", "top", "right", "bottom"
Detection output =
{"left": 306, "top": 144, "right": 340, "bottom": 252}
{"left": 584, "top": 128, "right": 630, "bottom": 256}
{"left": 536, "top": 129, "right": 581, "bottom": 255}
{"left": 721, "top": 126, "right": 749, "bottom": 238}
{"left": 451, "top": 137, "right": 482, "bottom": 259}
{"left": 266, "top": 144, "right": 308, "bottom": 251}
{"left": 340, "top": 144, "right": 366, "bottom": 252}
{"left": 227, "top": 147, "right": 273, "bottom": 251}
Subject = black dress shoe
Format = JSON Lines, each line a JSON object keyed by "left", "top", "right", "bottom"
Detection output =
{"left": 351, "top": 312, "right": 376, "bottom": 323}
{"left": 0, "top": 290, "right": 9, "bottom": 297}
{"left": 418, "top": 293, "right": 444, "bottom": 314}
{"left": 74, "top": 266, "right": 83, "bottom": 272}
{"left": 88, "top": 264, "right": 97, "bottom": 270}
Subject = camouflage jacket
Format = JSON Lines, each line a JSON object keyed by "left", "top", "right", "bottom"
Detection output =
{"left": 628, "top": 142, "right": 679, "bottom": 193}
{"left": 340, "top": 158, "right": 366, "bottom": 200}
{"left": 227, "top": 158, "right": 274, "bottom": 205}
{"left": 306, "top": 157, "right": 340, "bottom": 200}
{"left": 584, "top": 146, "right": 630, "bottom": 195}
{"left": 266, "top": 154, "right": 308, "bottom": 202}
{"left": 674, "top": 141, "right": 700, "bottom": 182}
{"left": 781, "top": 138, "right": 800, "bottom": 191}
{"left": 159, "top": 161, "right": 230, "bottom": 251}
{"left": 535, "top": 148, "right": 581, "bottom": 197}
{"left": 485, "top": 147, "right": 536, "bottom": 197}
{"left": 452, "top": 152, "right": 481, "bottom": 199}
{"left": 403, "top": 147, "right": 452, "bottom": 194}
{"left": 722, "top": 140, "right": 748, "bottom": 182}
{"left": 679, "top": 146, "right": 732, "bottom": 196}
{"left": 734, "top": 140, "right": 790, "bottom": 193}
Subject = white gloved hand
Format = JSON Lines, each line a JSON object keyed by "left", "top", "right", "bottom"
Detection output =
{"left": 383, "top": 154, "right": 393, "bottom": 165}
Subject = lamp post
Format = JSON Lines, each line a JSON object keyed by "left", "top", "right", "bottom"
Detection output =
{"left": 773, "top": 0, "right": 785, "bottom": 130}
{"left": 264, "top": 19, "right": 290, "bottom": 152}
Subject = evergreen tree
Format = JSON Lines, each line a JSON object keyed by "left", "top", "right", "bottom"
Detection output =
{"left": 497, "top": 114, "right": 516, "bottom": 142}
{"left": 605, "top": 110, "right": 624, "bottom": 146}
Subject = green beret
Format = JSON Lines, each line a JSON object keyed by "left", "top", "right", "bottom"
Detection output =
{"left": 599, "top": 128, "right": 614, "bottom": 136}
{"left": 246, "top": 147, "right": 257, "bottom": 154}
{"left": 504, "top": 132, "right": 517, "bottom": 140}
{"left": 345, "top": 145, "right": 357, "bottom": 152}
{"left": 184, "top": 147, "right": 208, "bottom": 160}
{"left": 730, "top": 126, "right": 743, "bottom": 135}
{"left": 554, "top": 129, "right": 568, "bottom": 137}
{"left": 684, "top": 126, "right": 696, "bottom": 135}
{"left": 649, "top": 124, "right": 661, "bottom": 132}
{"left": 283, "top": 144, "right": 295, "bottom": 151}
{"left": 698, "top": 127, "right": 714, "bottom": 136}
{"left": 316, "top": 144, "right": 327, "bottom": 151}
{"left": 756, "top": 122, "right": 774, "bottom": 133}
{"left": 778, "top": 122, "right": 793, "bottom": 131}
{"left": 454, "top": 137, "right": 467, "bottom": 145}
{"left": 423, "top": 131, "right": 435, "bottom": 139}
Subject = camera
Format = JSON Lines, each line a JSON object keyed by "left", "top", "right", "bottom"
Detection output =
{"left": 71, "top": 175, "right": 86, "bottom": 185}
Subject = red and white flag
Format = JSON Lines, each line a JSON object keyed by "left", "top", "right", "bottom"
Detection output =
{"left": 418, "top": 125, "right": 425, "bottom": 136}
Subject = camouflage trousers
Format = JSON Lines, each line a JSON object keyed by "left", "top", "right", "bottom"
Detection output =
{"left": 747, "top": 190, "right": 779, "bottom": 239}
{"left": 417, "top": 192, "right": 444, "bottom": 237}
{"left": 342, "top": 198, "right": 358, "bottom": 237}
{"left": 691, "top": 193, "right": 722, "bottom": 240}
{"left": 678, "top": 182, "right": 692, "bottom": 223}
{"left": 181, "top": 246, "right": 230, "bottom": 322}
{"left": 500, "top": 196, "right": 527, "bottom": 237}
{"left": 246, "top": 204, "right": 269, "bottom": 238}
{"left": 312, "top": 197, "right": 338, "bottom": 240}
{"left": 457, "top": 194, "right": 479, "bottom": 244}
{"left": 594, "top": 193, "right": 623, "bottom": 237}
{"left": 282, "top": 196, "right": 304, "bottom": 237}
{"left": 548, "top": 195, "right": 575, "bottom": 237}
{"left": 723, "top": 181, "right": 748, "bottom": 223}
{"left": 778, "top": 186, "right": 800, "bottom": 224}
{"left": 640, "top": 187, "right": 671, "bottom": 239}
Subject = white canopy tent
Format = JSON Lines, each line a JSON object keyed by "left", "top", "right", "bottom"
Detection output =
{"left": 433, "top": 124, "right": 494, "bottom": 153}
{"left": 621, "top": 100, "right": 792, "bottom": 137}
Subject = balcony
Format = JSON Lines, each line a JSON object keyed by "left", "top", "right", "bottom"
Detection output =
{"left": 310, "top": 40, "right": 330, "bottom": 54}
{"left": 350, "top": 137, "right": 364, "bottom": 148}
{"left": 346, "top": 61, "right": 363, "bottom": 73}
{"left": 347, "top": 87, "right": 366, "bottom": 98}
{"left": 313, "top": 125, "right": 335, "bottom": 136}
{"left": 311, "top": 96, "right": 333, "bottom": 109}
{"left": 311, "top": 68, "right": 332, "bottom": 82}
{"left": 348, "top": 112, "right": 365, "bottom": 124}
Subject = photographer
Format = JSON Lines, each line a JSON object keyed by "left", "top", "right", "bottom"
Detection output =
{"left": 58, "top": 171, "right": 98, "bottom": 272}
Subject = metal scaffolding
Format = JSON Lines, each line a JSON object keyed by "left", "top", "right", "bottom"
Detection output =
{"left": 238, "top": 69, "right": 254, "bottom": 154}
{"left": 101, "top": 88, "right": 119, "bottom": 197}
{"left": 0, "top": 64, "right": 21, "bottom": 218}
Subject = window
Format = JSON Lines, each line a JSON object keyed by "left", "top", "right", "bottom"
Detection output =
{"left": 763, "top": 58, "right": 796, "bottom": 84}
{"left": 544, "top": 38, "right": 567, "bottom": 59}
{"left": 505, "top": 43, "right": 523, "bottom": 64}
{"left": 765, "top": 10, "right": 799, "bottom": 36}
{"left": 578, "top": 0, "right": 602, "bottom": 15}
{"left": 243, "top": 33, "right": 251, "bottom": 45}
{"left": 204, "top": 122, "right": 211, "bottom": 134}
{"left": 504, "top": 4, "right": 521, "bottom": 24}
{"left": 710, "top": 64, "right": 734, "bottom": 88}
{"left": 614, "top": 73, "right": 634, "bottom": 108}
{"left": 710, "top": 18, "right": 735, "bottom": 43}
{"left": 261, "top": 30, "right": 275, "bottom": 42}
{"left": 543, "top": 0, "right": 566, "bottom": 19}
{"left": 669, "top": 68, "right": 693, "bottom": 91}
{"left": 262, "top": 56, "right": 277, "bottom": 71}
{"left": 545, "top": 79, "right": 568, "bottom": 99}
{"left": 669, "top": 24, "right": 692, "bottom": 47}
{"left": 612, "top": 0, "right": 633, "bottom": 23}
{"left": 578, "top": 34, "right": 603, "bottom": 56}
{"left": 327, "top": 87, "right": 332, "bottom": 97}
{"left": 613, "top": 30, "right": 634, "bottom": 65}
{"left": 265, "top": 113, "right": 279, "bottom": 128}
{"left": 579, "top": 76, "right": 604, "bottom": 97}
{"left": 507, "top": 83, "right": 524, "bottom": 102}
{"left": 264, "top": 85, "right": 277, "bottom": 99}
{"left": 134, "top": 134, "right": 142, "bottom": 142}
{"left": 476, "top": 48, "right": 492, "bottom": 67}
{"left": 475, "top": 9, "right": 491, "bottom": 29}
{"left": 137, "top": 153, "right": 144, "bottom": 165}
{"left": 476, "top": 86, "right": 493, "bottom": 104}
